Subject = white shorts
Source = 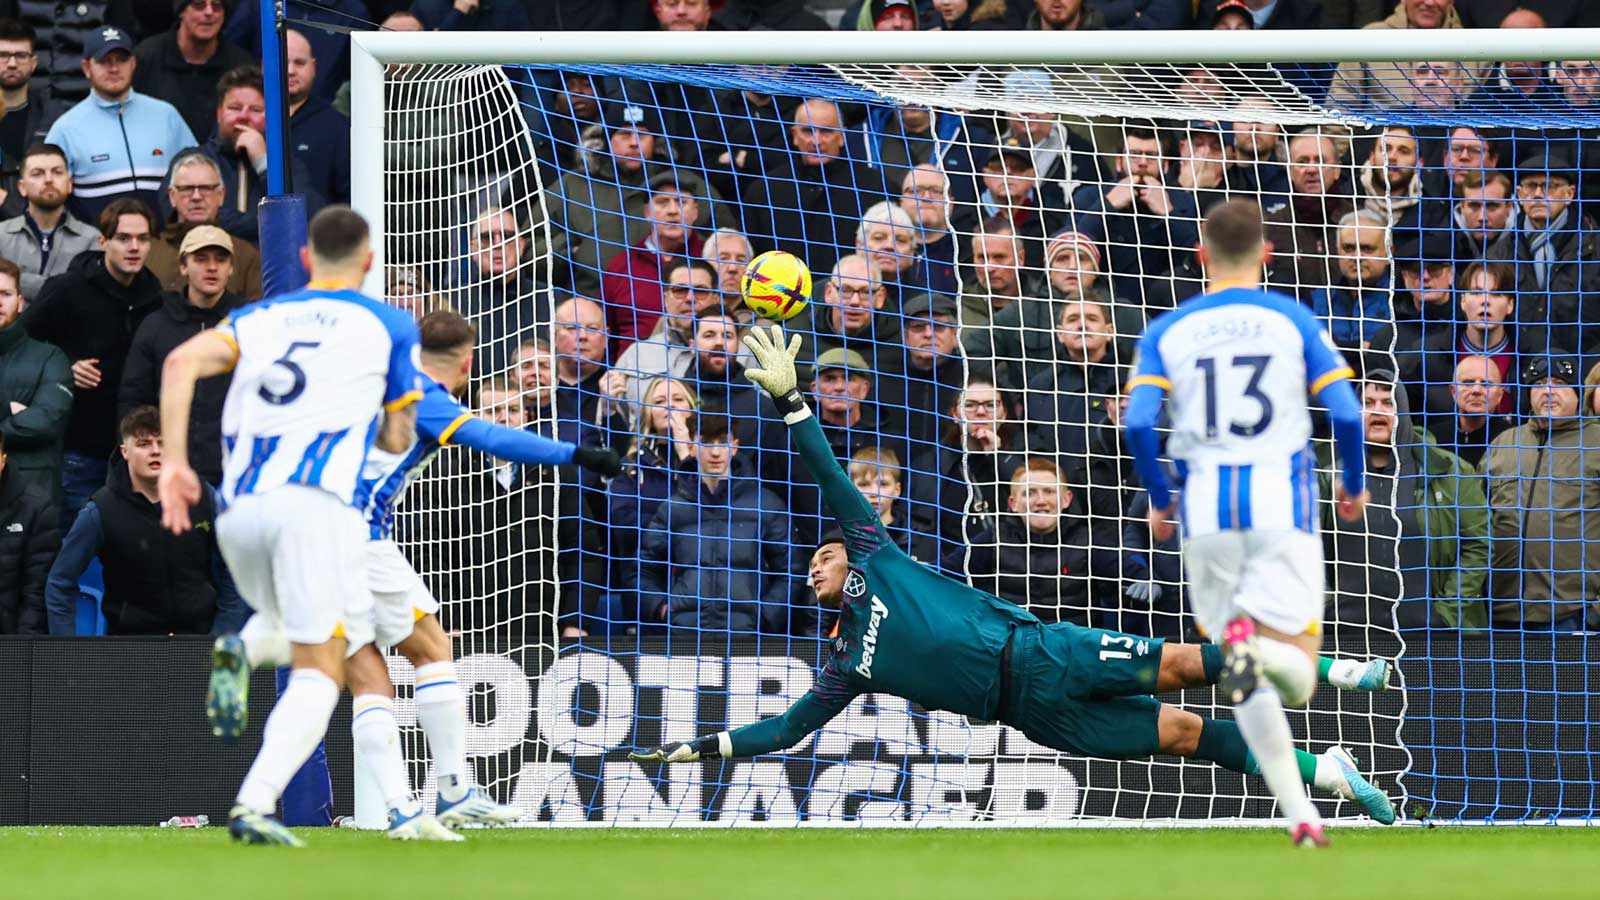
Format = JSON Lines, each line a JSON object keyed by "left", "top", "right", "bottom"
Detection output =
{"left": 368, "top": 538, "right": 440, "bottom": 648}
{"left": 217, "top": 485, "right": 374, "bottom": 650}
{"left": 1184, "top": 529, "right": 1324, "bottom": 640}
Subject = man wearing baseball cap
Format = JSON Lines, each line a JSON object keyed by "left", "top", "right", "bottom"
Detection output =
{"left": 44, "top": 25, "right": 196, "bottom": 223}
{"left": 1483, "top": 352, "right": 1600, "bottom": 631}
{"left": 119, "top": 224, "right": 238, "bottom": 486}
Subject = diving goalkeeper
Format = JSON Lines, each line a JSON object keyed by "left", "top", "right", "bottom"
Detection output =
{"left": 631, "top": 326, "right": 1397, "bottom": 824}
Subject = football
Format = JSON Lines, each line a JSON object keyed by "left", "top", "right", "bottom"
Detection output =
{"left": 740, "top": 250, "right": 812, "bottom": 322}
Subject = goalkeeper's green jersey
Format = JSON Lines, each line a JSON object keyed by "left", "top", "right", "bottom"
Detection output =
{"left": 726, "top": 407, "right": 1040, "bottom": 757}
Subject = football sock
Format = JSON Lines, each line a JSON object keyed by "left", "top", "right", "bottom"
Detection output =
{"left": 235, "top": 668, "right": 338, "bottom": 815}
{"left": 1200, "top": 643, "right": 1223, "bottom": 684}
{"left": 1257, "top": 638, "right": 1317, "bottom": 707}
{"left": 1312, "top": 753, "right": 1347, "bottom": 795}
{"left": 413, "top": 661, "right": 468, "bottom": 803}
{"left": 352, "top": 694, "right": 420, "bottom": 816}
{"left": 1321, "top": 657, "right": 1365, "bottom": 689}
{"left": 1195, "top": 719, "right": 1322, "bottom": 786}
{"left": 1234, "top": 684, "right": 1321, "bottom": 824}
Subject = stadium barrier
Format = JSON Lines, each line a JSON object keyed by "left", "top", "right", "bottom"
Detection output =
{"left": 1, "top": 633, "right": 1592, "bottom": 826}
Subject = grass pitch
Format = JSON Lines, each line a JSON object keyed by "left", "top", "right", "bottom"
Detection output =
{"left": 4, "top": 826, "right": 1595, "bottom": 900}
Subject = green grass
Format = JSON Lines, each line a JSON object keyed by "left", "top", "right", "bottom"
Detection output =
{"left": 3, "top": 826, "right": 1597, "bottom": 900}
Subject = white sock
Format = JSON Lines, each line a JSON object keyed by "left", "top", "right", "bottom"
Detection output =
{"left": 239, "top": 615, "right": 291, "bottom": 669}
{"left": 352, "top": 694, "right": 420, "bottom": 816}
{"left": 1323, "top": 658, "right": 1364, "bottom": 691}
{"left": 1312, "top": 753, "right": 1350, "bottom": 798}
{"left": 1234, "top": 684, "right": 1321, "bottom": 825}
{"left": 413, "top": 661, "right": 469, "bottom": 802}
{"left": 235, "top": 668, "right": 339, "bottom": 815}
{"left": 1257, "top": 639, "right": 1317, "bottom": 707}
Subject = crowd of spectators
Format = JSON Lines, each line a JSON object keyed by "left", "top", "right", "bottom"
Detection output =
{"left": 3, "top": 0, "right": 1600, "bottom": 649}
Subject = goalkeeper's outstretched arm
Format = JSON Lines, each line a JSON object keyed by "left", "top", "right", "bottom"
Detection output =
{"left": 632, "top": 670, "right": 856, "bottom": 762}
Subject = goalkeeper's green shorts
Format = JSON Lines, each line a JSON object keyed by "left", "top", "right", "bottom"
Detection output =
{"left": 999, "top": 622, "right": 1168, "bottom": 760}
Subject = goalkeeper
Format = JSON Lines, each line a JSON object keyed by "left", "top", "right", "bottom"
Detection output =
{"left": 633, "top": 326, "right": 1397, "bottom": 825}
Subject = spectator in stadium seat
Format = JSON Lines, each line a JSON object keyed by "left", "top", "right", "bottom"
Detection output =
{"left": 1319, "top": 369, "right": 1490, "bottom": 631}
{"left": 13, "top": 0, "right": 137, "bottom": 107}
{"left": 1486, "top": 152, "right": 1600, "bottom": 361}
{"left": 1440, "top": 125, "right": 1503, "bottom": 198}
{"left": 1429, "top": 354, "right": 1515, "bottom": 469}
{"left": 146, "top": 150, "right": 262, "bottom": 299}
{"left": 636, "top": 409, "right": 806, "bottom": 639}
{"left": 701, "top": 228, "right": 754, "bottom": 320}
{"left": 403, "top": 378, "right": 602, "bottom": 641}
{"left": 1357, "top": 125, "right": 1452, "bottom": 250}
{"left": 1169, "top": 122, "right": 1230, "bottom": 216}
{"left": 552, "top": 296, "right": 627, "bottom": 455}
{"left": 909, "top": 373, "right": 1024, "bottom": 550}
{"left": 846, "top": 444, "right": 937, "bottom": 564}
{"left": 0, "top": 143, "right": 98, "bottom": 300}
{"left": 1543, "top": 60, "right": 1600, "bottom": 206}
{"left": 1198, "top": 0, "right": 1320, "bottom": 28}
{"left": 1404, "top": 60, "right": 1482, "bottom": 112}
{"left": 1226, "top": 118, "right": 1290, "bottom": 212}
{"left": 982, "top": 229, "right": 1111, "bottom": 394}
{"left": 955, "top": 216, "right": 1026, "bottom": 330}
{"left": 602, "top": 173, "right": 708, "bottom": 348}
{"left": 515, "top": 336, "right": 557, "bottom": 426}
{"left": 1026, "top": 0, "right": 1106, "bottom": 29}
{"left": 531, "top": 71, "right": 605, "bottom": 173}
{"left": 1446, "top": 261, "right": 1525, "bottom": 398}
{"left": 1070, "top": 124, "right": 1199, "bottom": 306}
{"left": 687, "top": 308, "right": 759, "bottom": 437}
{"left": 550, "top": 100, "right": 728, "bottom": 297}
{"left": 692, "top": 87, "right": 793, "bottom": 207}
{"left": 926, "top": 0, "right": 1026, "bottom": 29}
{"left": 457, "top": 205, "right": 550, "bottom": 372}
{"left": 1311, "top": 209, "right": 1393, "bottom": 353}
{"left": 0, "top": 257, "right": 71, "bottom": 507}
{"left": 898, "top": 164, "right": 958, "bottom": 296}
{"left": 0, "top": 430, "right": 56, "bottom": 634}
{"left": 45, "top": 27, "right": 196, "bottom": 224}
{"left": 1097, "top": 0, "right": 1192, "bottom": 28}
{"left": 199, "top": 65, "right": 322, "bottom": 244}
{"left": 1484, "top": 354, "right": 1600, "bottom": 631}
{"left": 952, "top": 142, "right": 1050, "bottom": 253}
{"left": 991, "top": 72, "right": 1098, "bottom": 205}
{"left": 23, "top": 198, "right": 161, "bottom": 531}
{"left": 132, "top": 0, "right": 254, "bottom": 142}
{"left": 1453, "top": 168, "right": 1514, "bottom": 262}
{"left": 606, "top": 258, "right": 716, "bottom": 415}
{"left": 1329, "top": 0, "right": 1480, "bottom": 111}
{"left": 791, "top": 252, "right": 900, "bottom": 380}
{"left": 854, "top": 199, "right": 924, "bottom": 308}
{"left": 1025, "top": 297, "right": 1122, "bottom": 457}
{"left": 284, "top": 28, "right": 350, "bottom": 205}
{"left": 1476, "top": 9, "right": 1557, "bottom": 106}
{"left": 224, "top": 0, "right": 362, "bottom": 104}
{"left": 1264, "top": 129, "right": 1355, "bottom": 301}
{"left": 961, "top": 457, "right": 1099, "bottom": 626}
{"left": 740, "top": 97, "right": 886, "bottom": 278}
{"left": 1369, "top": 229, "right": 1458, "bottom": 417}
{"left": 410, "top": 0, "right": 529, "bottom": 31}
{"left": 0, "top": 20, "right": 66, "bottom": 181}
{"left": 45, "top": 405, "right": 244, "bottom": 635}
{"left": 875, "top": 291, "right": 963, "bottom": 456}
{"left": 855, "top": 104, "right": 985, "bottom": 214}
{"left": 117, "top": 224, "right": 237, "bottom": 486}
{"left": 606, "top": 374, "right": 698, "bottom": 620}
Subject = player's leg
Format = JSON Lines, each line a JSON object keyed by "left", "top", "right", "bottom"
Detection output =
{"left": 393, "top": 614, "right": 519, "bottom": 826}
{"left": 345, "top": 642, "right": 462, "bottom": 841}
{"left": 1189, "top": 530, "right": 1325, "bottom": 845}
{"left": 1166, "top": 706, "right": 1395, "bottom": 824}
{"left": 1154, "top": 642, "right": 1390, "bottom": 694}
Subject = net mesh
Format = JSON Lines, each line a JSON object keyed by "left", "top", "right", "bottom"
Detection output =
{"left": 372, "top": 53, "right": 1600, "bottom": 824}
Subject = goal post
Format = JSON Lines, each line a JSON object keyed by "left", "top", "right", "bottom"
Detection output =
{"left": 349, "top": 27, "right": 1600, "bottom": 826}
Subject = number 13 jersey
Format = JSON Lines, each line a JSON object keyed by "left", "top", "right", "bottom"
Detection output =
{"left": 216, "top": 286, "right": 423, "bottom": 509}
{"left": 1127, "top": 287, "right": 1354, "bottom": 538}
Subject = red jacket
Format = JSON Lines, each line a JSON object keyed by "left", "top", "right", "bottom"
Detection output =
{"left": 601, "top": 232, "right": 706, "bottom": 350}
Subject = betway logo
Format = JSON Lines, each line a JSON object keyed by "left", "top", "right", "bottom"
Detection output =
{"left": 855, "top": 596, "right": 889, "bottom": 679}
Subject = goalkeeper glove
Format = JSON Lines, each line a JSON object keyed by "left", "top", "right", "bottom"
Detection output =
{"left": 629, "top": 734, "right": 724, "bottom": 763}
{"left": 743, "top": 325, "right": 807, "bottom": 417}
{"left": 572, "top": 445, "right": 623, "bottom": 478}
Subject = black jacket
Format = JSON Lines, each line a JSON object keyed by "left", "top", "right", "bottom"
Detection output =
{"left": 740, "top": 153, "right": 888, "bottom": 278}
{"left": 119, "top": 291, "right": 240, "bottom": 485}
{"left": 961, "top": 513, "right": 1100, "bottom": 626}
{"left": 1484, "top": 208, "right": 1600, "bottom": 361}
{"left": 289, "top": 96, "right": 352, "bottom": 205}
{"left": 15, "top": 0, "right": 138, "bottom": 106}
{"left": 132, "top": 29, "right": 256, "bottom": 142}
{"left": 22, "top": 251, "right": 163, "bottom": 458}
{"left": 0, "top": 91, "right": 69, "bottom": 179}
{"left": 0, "top": 464, "right": 57, "bottom": 634}
{"left": 0, "top": 320, "right": 73, "bottom": 502}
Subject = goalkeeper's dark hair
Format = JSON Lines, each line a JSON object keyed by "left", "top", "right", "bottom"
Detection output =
{"left": 687, "top": 405, "right": 731, "bottom": 443}
{"left": 1201, "top": 199, "right": 1266, "bottom": 268}
{"left": 119, "top": 406, "right": 161, "bottom": 441}
{"left": 307, "top": 206, "right": 370, "bottom": 266}
{"left": 419, "top": 309, "right": 476, "bottom": 356}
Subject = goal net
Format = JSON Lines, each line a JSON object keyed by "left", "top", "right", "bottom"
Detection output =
{"left": 359, "top": 30, "right": 1600, "bottom": 825}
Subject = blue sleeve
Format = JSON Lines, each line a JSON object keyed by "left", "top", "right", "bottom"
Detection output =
{"left": 445, "top": 416, "right": 577, "bottom": 466}
{"left": 1123, "top": 334, "right": 1173, "bottom": 510}
{"left": 46, "top": 502, "right": 104, "bottom": 635}
{"left": 380, "top": 309, "right": 423, "bottom": 409}
{"left": 205, "top": 486, "right": 249, "bottom": 634}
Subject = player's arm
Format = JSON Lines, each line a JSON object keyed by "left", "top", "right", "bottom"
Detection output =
{"left": 1123, "top": 336, "right": 1173, "bottom": 511}
{"left": 157, "top": 329, "right": 238, "bottom": 534}
{"left": 1299, "top": 312, "right": 1367, "bottom": 517}
{"left": 631, "top": 665, "right": 856, "bottom": 762}
{"left": 376, "top": 311, "right": 426, "bottom": 454}
{"left": 744, "top": 326, "right": 889, "bottom": 558}
{"left": 440, "top": 402, "right": 621, "bottom": 476}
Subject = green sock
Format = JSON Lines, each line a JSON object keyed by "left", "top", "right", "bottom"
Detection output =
{"left": 1317, "top": 656, "right": 1333, "bottom": 683}
{"left": 1201, "top": 643, "right": 1224, "bottom": 684}
{"left": 1200, "top": 719, "right": 1320, "bottom": 786}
